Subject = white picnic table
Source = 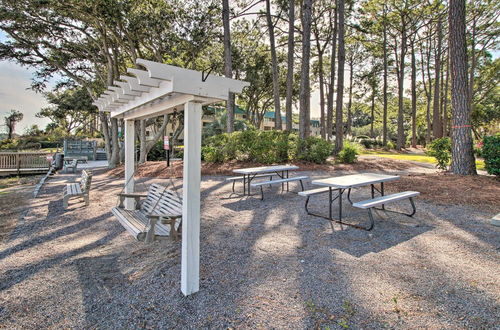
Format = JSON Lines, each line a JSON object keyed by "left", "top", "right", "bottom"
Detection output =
{"left": 232, "top": 165, "right": 299, "bottom": 196}
{"left": 310, "top": 173, "right": 400, "bottom": 228}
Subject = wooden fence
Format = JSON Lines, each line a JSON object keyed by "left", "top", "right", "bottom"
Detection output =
{"left": 0, "top": 152, "right": 51, "bottom": 174}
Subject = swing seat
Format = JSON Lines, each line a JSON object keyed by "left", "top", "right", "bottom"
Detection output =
{"left": 112, "top": 183, "right": 182, "bottom": 242}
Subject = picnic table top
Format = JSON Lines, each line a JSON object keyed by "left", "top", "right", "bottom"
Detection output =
{"left": 232, "top": 165, "right": 299, "bottom": 174}
{"left": 311, "top": 173, "right": 400, "bottom": 189}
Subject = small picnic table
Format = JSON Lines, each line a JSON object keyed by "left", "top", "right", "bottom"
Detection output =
{"left": 232, "top": 165, "right": 299, "bottom": 196}
{"left": 310, "top": 173, "right": 400, "bottom": 228}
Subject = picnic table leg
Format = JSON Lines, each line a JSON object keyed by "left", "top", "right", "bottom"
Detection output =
{"left": 338, "top": 188, "right": 343, "bottom": 223}
{"left": 380, "top": 182, "right": 385, "bottom": 210}
{"left": 286, "top": 170, "right": 289, "bottom": 191}
{"left": 371, "top": 184, "right": 375, "bottom": 198}
{"left": 347, "top": 188, "right": 353, "bottom": 204}
{"left": 328, "top": 188, "right": 332, "bottom": 220}
{"left": 281, "top": 171, "right": 285, "bottom": 192}
{"left": 247, "top": 174, "right": 251, "bottom": 196}
{"left": 243, "top": 174, "right": 246, "bottom": 195}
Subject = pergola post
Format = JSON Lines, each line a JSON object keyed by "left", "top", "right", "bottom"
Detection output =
{"left": 124, "top": 119, "right": 135, "bottom": 210}
{"left": 181, "top": 101, "right": 202, "bottom": 296}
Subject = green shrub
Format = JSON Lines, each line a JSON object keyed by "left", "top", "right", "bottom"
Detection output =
{"left": 427, "top": 137, "right": 451, "bottom": 170}
{"left": 202, "top": 146, "right": 224, "bottom": 162}
{"left": 202, "top": 131, "right": 333, "bottom": 164}
{"left": 482, "top": 134, "right": 500, "bottom": 176}
{"left": 337, "top": 141, "right": 360, "bottom": 163}
{"left": 146, "top": 141, "right": 166, "bottom": 161}
{"left": 385, "top": 140, "right": 396, "bottom": 150}
{"left": 298, "top": 136, "right": 334, "bottom": 164}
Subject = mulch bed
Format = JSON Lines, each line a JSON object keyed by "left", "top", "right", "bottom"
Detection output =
{"left": 106, "top": 159, "right": 499, "bottom": 212}
{"left": 388, "top": 173, "right": 499, "bottom": 211}
{"left": 106, "top": 158, "right": 414, "bottom": 179}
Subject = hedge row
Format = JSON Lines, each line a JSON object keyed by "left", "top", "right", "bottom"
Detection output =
{"left": 202, "top": 130, "right": 333, "bottom": 164}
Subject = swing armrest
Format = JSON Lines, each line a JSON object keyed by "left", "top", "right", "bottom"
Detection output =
{"left": 117, "top": 192, "right": 148, "bottom": 198}
{"left": 117, "top": 192, "right": 148, "bottom": 209}
{"left": 146, "top": 212, "right": 181, "bottom": 221}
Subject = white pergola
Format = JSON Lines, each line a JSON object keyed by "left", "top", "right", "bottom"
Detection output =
{"left": 93, "top": 59, "right": 249, "bottom": 295}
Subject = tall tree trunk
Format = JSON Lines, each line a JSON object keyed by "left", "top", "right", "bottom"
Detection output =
{"left": 99, "top": 112, "right": 112, "bottom": 162}
{"left": 266, "top": 0, "right": 282, "bottom": 130}
{"left": 222, "top": 0, "right": 234, "bottom": 133}
{"left": 468, "top": 15, "right": 476, "bottom": 111}
{"left": 285, "top": 0, "right": 295, "bottom": 131}
{"left": 327, "top": 3, "right": 338, "bottom": 141}
{"left": 319, "top": 50, "right": 326, "bottom": 139}
{"left": 299, "top": 0, "right": 313, "bottom": 140}
{"left": 382, "top": 5, "right": 388, "bottom": 146}
{"left": 347, "top": 55, "right": 354, "bottom": 136}
{"left": 334, "top": 0, "right": 345, "bottom": 154}
{"left": 411, "top": 43, "right": 417, "bottom": 148}
{"left": 443, "top": 55, "right": 450, "bottom": 136}
{"left": 432, "top": 17, "right": 443, "bottom": 138}
{"left": 449, "top": 0, "right": 476, "bottom": 175}
{"left": 396, "top": 24, "right": 407, "bottom": 150}
{"left": 109, "top": 117, "right": 120, "bottom": 168}
{"left": 370, "top": 88, "right": 375, "bottom": 138}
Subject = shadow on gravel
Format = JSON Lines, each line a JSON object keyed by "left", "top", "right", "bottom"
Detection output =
{"left": 0, "top": 213, "right": 110, "bottom": 262}
{"left": 73, "top": 254, "right": 131, "bottom": 327}
{"left": 327, "top": 220, "right": 433, "bottom": 258}
{"left": 0, "top": 219, "right": 120, "bottom": 291}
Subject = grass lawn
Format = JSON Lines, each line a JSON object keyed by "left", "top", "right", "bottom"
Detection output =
{"left": 361, "top": 149, "right": 486, "bottom": 171}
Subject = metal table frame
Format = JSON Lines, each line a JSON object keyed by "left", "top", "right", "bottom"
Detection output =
{"left": 233, "top": 166, "right": 298, "bottom": 197}
{"left": 306, "top": 174, "right": 415, "bottom": 231}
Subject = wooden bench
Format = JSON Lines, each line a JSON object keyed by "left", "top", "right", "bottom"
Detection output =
{"left": 63, "top": 169, "right": 92, "bottom": 209}
{"left": 112, "top": 183, "right": 182, "bottom": 242}
{"left": 226, "top": 173, "right": 274, "bottom": 193}
{"left": 251, "top": 176, "right": 308, "bottom": 200}
{"left": 63, "top": 159, "right": 78, "bottom": 173}
{"left": 352, "top": 191, "right": 420, "bottom": 230}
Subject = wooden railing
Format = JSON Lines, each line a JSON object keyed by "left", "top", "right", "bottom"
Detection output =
{"left": 0, "top": 152, "right": 51, "bottom": 172}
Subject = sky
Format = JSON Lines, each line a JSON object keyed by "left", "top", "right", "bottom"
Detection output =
{"left": 0, "top": 31, "right": 50, "bottom": 134}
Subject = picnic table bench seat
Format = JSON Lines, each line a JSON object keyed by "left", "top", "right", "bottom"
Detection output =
{"left": 112, "top": 183, "right": 182, "bottom": 242}
{"left": 226, "top": 173, "right": 274, "bottom": 193}
{"left": 63, "top": 169, "right": 92, "bottom": 209}
{"left": 251, "top": 176, "right": 308, "bottom": 200}
{"left": 352, "top": 191, "right": 420, "bottom": 230}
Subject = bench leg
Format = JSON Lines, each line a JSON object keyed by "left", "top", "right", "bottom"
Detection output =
{"left": 366, "top": 209, "right": 375, "bottom": 231}
{"left": 304, "top": 196, "right": 311, "bottom": 214}
{"left": 259, "top": 185, "right": 264, "bottom": 201}
{"left": 170, "top": 218, "right": 179, "bottom": 241}
{"left": 299, "top": 179, "right": 304, "bottom": 192}
{"left": 63, "top": 195, "right": 70, "bottom": 209}
{"left": 408, "top": 197, "right": 416, "bottom": 217}
{"left": 232, "top": 180, "right": 236, "bottom": 193}
{"left": 145, "top": 217, "right": 158, "bottom": 243}
{"left": 374, "top": 197, "right": 417, "bottom": 217}
{"left": 118, "top": 195, "right": 125, "bottom": 208}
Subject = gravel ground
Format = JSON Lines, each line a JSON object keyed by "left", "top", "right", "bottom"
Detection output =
{"left": 0, "top": 167, "right": 499, "bottom": 329}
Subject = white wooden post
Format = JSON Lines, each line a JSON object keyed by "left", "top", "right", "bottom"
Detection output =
{"left": 124, "top": 119, "right": 135, "bottom": 210}
{"left": 181, "top": 101, "right": 202, "bottom": 296}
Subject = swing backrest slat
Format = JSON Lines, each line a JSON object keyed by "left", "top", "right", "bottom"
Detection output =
{"left": 140, "top": 183, "right": 182, "bottom": 217}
